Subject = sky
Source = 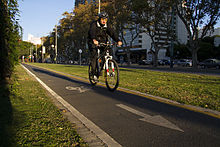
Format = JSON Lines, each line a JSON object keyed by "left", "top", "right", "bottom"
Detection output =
{"left": 18, "top": 0, "right": 75, "bottom": 41}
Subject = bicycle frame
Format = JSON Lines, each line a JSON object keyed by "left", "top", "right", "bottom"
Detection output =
{"left": 96, "top": 45, "right": 114, "bottom": 77}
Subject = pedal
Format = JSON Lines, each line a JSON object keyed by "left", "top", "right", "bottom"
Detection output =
{"left": 94, "top": 75, "right": 99, "bottom": 82}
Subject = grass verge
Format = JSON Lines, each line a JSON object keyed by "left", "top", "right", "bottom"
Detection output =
{"left": 0, "top": 64, "right": 87, "bottom": 146}
{"left": 28, "top": 63, "right": 220, "bottom": 112}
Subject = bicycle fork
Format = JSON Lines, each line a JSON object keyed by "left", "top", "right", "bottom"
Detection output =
{"left": 104, "top": 58, "right": 115, "bottom": 76}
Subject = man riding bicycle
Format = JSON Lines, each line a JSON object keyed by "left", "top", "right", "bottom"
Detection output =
{"left": 88, "top": 12, "right": 122, "bottom": 80}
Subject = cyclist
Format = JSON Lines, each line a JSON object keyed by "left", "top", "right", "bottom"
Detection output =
{"left": 88, "top": 12, "right": 122, "bottom": 80}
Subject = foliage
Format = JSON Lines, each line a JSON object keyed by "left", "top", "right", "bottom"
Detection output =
{"left": 170, "top": 44, "right": 191, "bottom": 59}
{"left": 0, "top": 0, "right": 21, "bottom": 79}
{"left": 168, "top": 36, "right": 219, "bottom": 60}
{"left": 16, "top": 41, "right": 34, "bottom": 59}
{"left": 198, "top": 36, "right": 220, "bottom": 61}
{"left": 43, "top": 2, "right": 97, "bottom": 63}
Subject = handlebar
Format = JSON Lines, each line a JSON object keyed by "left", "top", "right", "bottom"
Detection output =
{"left": 98, "top": 42, "right": 114, "bottom": 47}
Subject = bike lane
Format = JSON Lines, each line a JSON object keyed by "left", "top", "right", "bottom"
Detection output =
{"left": 23, "top": 64, "right": 220, "bottom": 147}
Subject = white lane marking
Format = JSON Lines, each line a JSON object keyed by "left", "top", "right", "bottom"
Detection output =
{"left": 66, "top": 86, "right": 91, "bottom": 93}
{"left": 21, "top": 64, "right": 122, "bottom": 147}
{"left": 116, "top": 104, "right": 184, "bottom": 132}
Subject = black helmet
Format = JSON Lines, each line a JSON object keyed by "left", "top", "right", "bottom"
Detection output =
{"left": 98, "top": 12, "right": 108, "bottom": 19}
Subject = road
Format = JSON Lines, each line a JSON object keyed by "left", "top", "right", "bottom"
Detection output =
{"left": 23, "top": 64, "right": 220, "bottom": 147}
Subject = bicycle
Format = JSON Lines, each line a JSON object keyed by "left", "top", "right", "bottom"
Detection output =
{"left": 88, "top": 43, "right": 119, "bottom": 91}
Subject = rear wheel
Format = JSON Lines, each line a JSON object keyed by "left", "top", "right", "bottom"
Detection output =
{"left": 88, "top": 63, "right": 97, "bottom": 85}
{"left": 105, "top": 59, "right": 119, "bottom": 91}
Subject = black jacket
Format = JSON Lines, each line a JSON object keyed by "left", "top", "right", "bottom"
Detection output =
{"left": 88, "top": 20, "right": 120, "bottom": 47}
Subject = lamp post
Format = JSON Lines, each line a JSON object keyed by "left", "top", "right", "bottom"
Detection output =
{"left": 98, "top": 0, "right": 101, "bottom": 14}
{"left": 35, "top": 44, "right": 38, "bottom": 62}
{"left": 170, "top": 6, "right": 174, "bottom": 68}
{"left": 55, "top": 24, "right": 58, "bottom": 63}
{"left": 79, "top": 49, "right": 82, "bottom": 66}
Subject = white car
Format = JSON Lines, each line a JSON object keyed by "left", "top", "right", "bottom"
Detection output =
{"left": 177, "top": 59, "right": 192, "bottom": 67}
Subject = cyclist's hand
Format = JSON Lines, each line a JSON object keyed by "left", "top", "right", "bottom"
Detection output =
{"left": 93, "top": 39, "right": 99, "bottom": 46}
{"left": 117, "top": 41, "right": 122, "bottom": 46}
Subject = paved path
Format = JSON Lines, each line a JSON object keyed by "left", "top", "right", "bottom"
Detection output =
{"left": 23, "top": 64, "right": 220, "bottom": 147}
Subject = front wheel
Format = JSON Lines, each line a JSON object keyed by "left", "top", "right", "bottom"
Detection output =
{"left": 88, "top": 63, "right": 97, "bottom": 85}
{"left": 105, "top": 59, "right": 119, "bottom": 91}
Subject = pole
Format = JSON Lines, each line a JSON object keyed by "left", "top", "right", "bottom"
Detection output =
{"left": 170, "top": 6, "right": 174, "bottom": 68}
{"left": 42, "top": 47, "right": 43, "bottom": 63}
{"left": 36, "top": 44, "right": 37, "bottom": 62}
{"left": 79, "top": 49, "right": 82, "bottom": 66}
{"left": 30, "top": 46, "right": 32, "bottom": 62}
{"left": 55, "top": 24, "right": 58, "bottom": 63}
{"left": 80, "top": 53, "right": 81, "bottom": 66}
{"left": 98, "top": 0, "right": 101, "bottom": 14}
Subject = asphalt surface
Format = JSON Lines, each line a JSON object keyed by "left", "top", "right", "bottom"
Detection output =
{"left": 23, "top": 64, "right": 220, "bottom": 147}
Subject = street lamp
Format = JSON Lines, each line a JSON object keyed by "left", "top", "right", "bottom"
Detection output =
{"left": 55, "top": 23, "right": 58, "bottom": 63}
{"left": 79, "top": 49, "right": 82, "bottom": 66}
{"left": 98, "top": 0, "right": 101, "bottom": 14}
{"left": 169, "top": 6, "right": 175, "bottom": 68}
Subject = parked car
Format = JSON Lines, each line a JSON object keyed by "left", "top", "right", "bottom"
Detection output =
{"left": 158, "top": 59, "right": 170, "bottom": 65}
{"left": 177, "top": 59, "right": 192, "bottom": 67}
{"left": 138, "top": 60, "right": 149, "bottom": 65}
{"left": 199, "top": 59, "right": 220, "bottom": 69}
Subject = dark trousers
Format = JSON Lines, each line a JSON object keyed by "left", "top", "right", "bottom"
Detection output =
{"left": 88, "top": 43, "right": 112, "bottom": 75}
{"left": 89, "top": 48, "right": 98, "bottom": 75}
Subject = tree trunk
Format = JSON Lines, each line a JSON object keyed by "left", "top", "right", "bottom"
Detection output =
{"left": 126, "top": 47, "right": 131, "bottom": 66}
{"left": 192, "top": 48, "right": 198, "bottom": 69}
{"left": 153, "top": 47, "right": 159, "bottom": 67}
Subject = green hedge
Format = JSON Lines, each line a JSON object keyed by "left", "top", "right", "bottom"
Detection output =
{"left": 0, "top": 0, "right": 20, "bottom": 80}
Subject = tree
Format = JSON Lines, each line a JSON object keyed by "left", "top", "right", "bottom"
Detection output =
{"left": 71, "top": 2, "right": 97, "bottom": 61}
{"left": 170, "top": 44, "right": 191, "bottom": 59}
{"left": 0, "top": 0, "right": 21, "bottom": 79}
{"left": 54, "top": 2, "right": 97, "bottom": 62}
{"left": 198, "top": 36, "right": 219, "bottom": 61}
{"left": 173, "top": 0, "right": 220, "bottom": 68}
{"left": 16, "top": 41, "right": 34, "bottom": 58}
{"left": 131, "top": 0, "right": 174, "bottom": 67}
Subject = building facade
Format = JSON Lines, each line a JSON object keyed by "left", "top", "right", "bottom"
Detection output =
{"left": 117, "top": 14, "right": 188, "bottom": 63}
